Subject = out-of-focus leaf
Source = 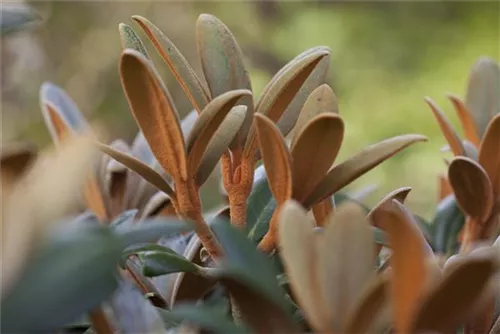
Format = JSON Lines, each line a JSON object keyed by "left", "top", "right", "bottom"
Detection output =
{"left": 254, "top": 114, "right": 292, "bottom": 204}
{"left": 432, "top": 195, "right": 465, "bottom": 254}
{"left": 425, "top": 97, "right": 465, "bottom": 156}
{"left": 1, "top": 4, "right": 40, "bottom": 35}
{"left": 110, "top": 279, "right": 166, "bottom": 333}
{"left": 448, "top": 94, "right": 481, "bottom": 147}
{"left": 110, "top": 209, "right": 138, "bottom": 229}
{"left": 376, "top": 200, "right": 430, "bottom": 333}
{"left": 120, "top": 49, "right": 188, "bottom": 182}
{"left": 113, "top": 218, "right": 193, "bottom": 247}
{"left": 132, "top": 15, "right": 210, "bottom": 112}
{"left": 411, "top": 253, "right": 500, "bottom": 333}
{"left": 278, "top": 200, "right": 330, "bottom": 332}
{"left": 158, "top": 303, "right": 251, "bottom": 333}
{"left": 291, "top": 113, "right": 344, "bottom": 201}
{"left": 0, "top": 142, "right": 37, "bottom": 185}
{"left": 196, "top": 13, "right": 254, "bottom": 148}
{"left": 478, "top": 114, "right": 500, "bottom": 197}
{"left": 141, "top": 191, "right": 173, "bottom": 219}
{"left": 244, "top": 48, "right": 329, "bottom": 158}
{"left": 343, "top": 274, "right": 389, "bottom": 333}
{"left": 320, "top": 202, "right": 376, "bottom": 331}
{"left": 448, "top": 157, "right": 493, "bottom": 223}
{"left": 1, "top": 225, "right": 122, "bottom": 333}
{"left": 210, "top": 218, "right": 299, "bottom": 333}
{"left": 119, "top": 23, "right": 150, "bottom": 58}
{"left": 465, "top": 57, "right": 500, "bottom": 137}
{"left": 304, "top": 134, "right": 427, "bottom": 207}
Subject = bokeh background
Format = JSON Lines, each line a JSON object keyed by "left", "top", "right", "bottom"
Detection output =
{"left": 2, "top": 1, "right": 499, "bottom": 219}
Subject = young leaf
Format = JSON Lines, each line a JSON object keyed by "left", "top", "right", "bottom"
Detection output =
{"left": 196, "top": 105, "right": 247, "bottom": 186}
{"left": 120, "top": 49, "right": 188, "bottom": 182}
{"left": 478, "top": 114, "right": 500, "bottom": 197}
{"left": 186, "top": 89, "right": 251, "bottom": 178}
{"left": 196, "top": 13, "right": 254, "bottom": 147}
{"left": 118, "top": 23, "right": 150, "bottom": 58}
{"left": 319, "top": 202, "right": 376, "bottom": 331}
{"left": 131, "top": 15, "right": 210, "bottom": 112}
{"left": 465, "top": 57, "right": 500, "bottom": 137}
{"left": 425, "top": 97, "right": 465, "bottom": 156}
{"left": 290, "top": 83, "right": 338, "bottom": 146}
{"left": 254, "top": 114, "right": 292, "bottom": 204}
{"left": 448, "top": 157, "right": 493, "bottom": 223}
{"left": 291, "top": 113, "right": 344, "bottom": 201}
{"left": 244, "top": 48, "right": 329, "bottom": 158}
{"left": 246, "top": 169, "right": 273, "bottom": 232}
{"left": 140, "top": 251, "right": 199, "bottom": 277}
{"left": 411, "top": 254, "right": 500, "bottom": 333}
{"left": 448, "top": 94, "right": 481, "bottom": 147}
{"left": 98, "top": 143, "right": 176, "bottom": 200}
{"left": 376, "top": 200, "right": 430, "bottom": 333}
{"left": 304, "top": 134, "right": 427, "bottom": 208}
{"left": 278, "top": 200, "right": 330, "bottom": 332}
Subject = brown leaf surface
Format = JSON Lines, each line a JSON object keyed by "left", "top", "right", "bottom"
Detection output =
{"left": 120, "top": 49, "right": 188, "bottom": 182}
{"left": 448, "top": 94, "right": 481, "bottom": 147}
{"left": 478, "top": 114, "right": 500, "bottom": 198}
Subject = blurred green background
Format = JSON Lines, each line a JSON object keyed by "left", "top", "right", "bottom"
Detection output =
{"left": 2, "top": 1, "right": 499, "bottom": 219}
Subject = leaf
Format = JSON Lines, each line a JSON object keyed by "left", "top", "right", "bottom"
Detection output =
{"left": 438, "top": 173, "right": 453, "bottom": 201}
{"left": 478, "top": 114, "right": 500, "bottom": 197}
{"left": 1, "top": 225, "right": 122, "bottom": 333}
{"left": 278, "top": 200, "right": 330, "bottom": 332}
{"left": 120, "top": 49, "right": 188, "bottom": 182}
{"left": 376, "top": 200, "right": 430, "bottom": 333}
{"left": 248, "top": 197, "right": 276, "bottom": 243}
{"left": 196, "top": 105, "right": 247, "bottom": 186}
{"left": 343, "top": 274, "right": 389, "bottom": 333}
{"left": 113, "top": 218, "right": 193, "bottom": 247}
{"left": 432, "top": 195, "right": 465, "bottom": 254}
{"left": 411, "top": 253, "right": 500, "bottom": 333}
{"left": 254, "top": 114, "right": 292, "bottom": 204}
{"left": 186, "top": 89, "right": 251, "bottom": 178}
{"left": 448, "top": 157, "right": 493, "bottom": 223}
{"left": 246, "top": 169, "right": 273, "bottom": 233}
{"left": 319, "top": 202, "right": 376, "bottom": 331}
{"left": 158, "top": 303, "right": 251, "bottom": 334}
{"left": 110, "top": 209, "right": 138, "bottom": 230}
{"left": 304, "top": 134, "right": 427, "bottom": 208}
{"left": 277, "top": 53, "right": 332, "bottom": 138}
{"left": 0, "top": 142, "right": 37, "bottom": 185}
{"left": 244, "top": 48, "right": 329, "bottom": 158}
{"left": 289, "top": 83, "right": 338, "bottom": 144}
{"left": 465, "top": 57, "right": 500, "bottom": 137}
{"left": 132, "top": 15, "right": 210, "bottom": 112}
{"left": 140, "top": 251, "right": 199, "bottom": 276}
{"left": 196, "top": 13, "right": 254, "bottom": 147}
{"left": 110, "top": 279, "right": 166, "bottom": 333}
{"left": 141, "top": 191, "right": 173, "bottom": 219}
{"left": 368, "top": 187, "right": 412, "bottom": 224}
{"left": 1, "top": 4, "right": 40, "bottom": 35}
{"left": 118, "top": 23, "right": 150, "bottom": 58}
{"left": 448, "top": 94, "right": 481, "bottom": 147}
{"left": 425, "top": 97, "right": 465, "bottom": 156}
{"left": 291, "top": 113, "right": 344, "bottom": 201}
{"left": 98, "top": 143, "right": 176, "bottom": 200}
{"left": 39, "top": 82, "right": 90, "bottom": 143}
{"left": 210, "top": 218, "right": 299, "bottom": 333}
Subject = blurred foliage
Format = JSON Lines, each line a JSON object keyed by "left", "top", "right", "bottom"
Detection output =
{"left": 2, "top": 1, "right": 498, "bottom": 218}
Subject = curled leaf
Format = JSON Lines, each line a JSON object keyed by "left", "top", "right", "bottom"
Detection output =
{"left": 120, "top": 49, "right": 188, "bottom": 182}
{"left": 118, "top": 23, "right": 150, "bottom": 58}
{"left": 254, "top": 114, "right": 292, "bottom": 204}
